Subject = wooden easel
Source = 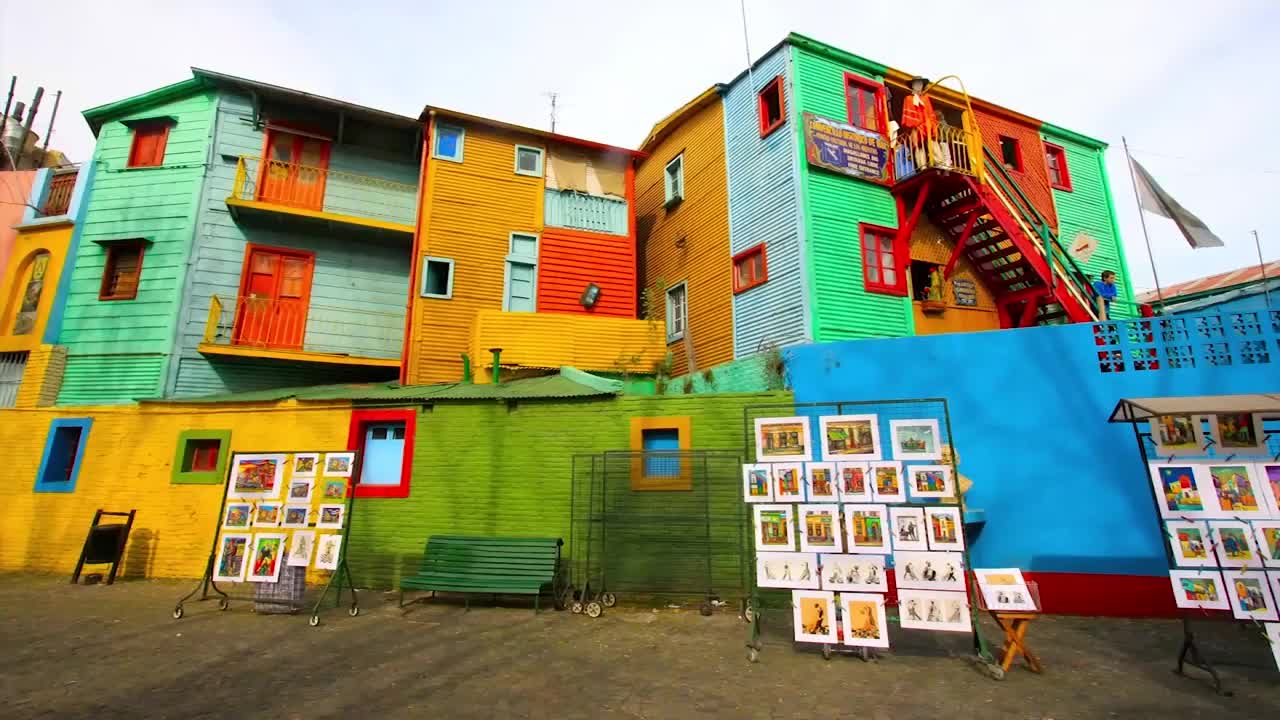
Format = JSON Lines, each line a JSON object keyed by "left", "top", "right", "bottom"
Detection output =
{"left": 990, "top": 610, "right": 1042, "bottom": 673}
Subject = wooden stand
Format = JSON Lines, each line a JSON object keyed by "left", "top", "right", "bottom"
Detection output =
{"left": 990, "top": 610, "right": 1042, "bottom": 673}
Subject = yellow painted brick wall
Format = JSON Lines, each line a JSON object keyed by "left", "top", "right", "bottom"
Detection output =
{"left": 15, "top": 344, "right": 67, "bottom": 408}
{"left": 469, "top": 309, "right": 666, "bottom": 380}
{"left": 0, "top": 222, "right": 74, "bottom": 355}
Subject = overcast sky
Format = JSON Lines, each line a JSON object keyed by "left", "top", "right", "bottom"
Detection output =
{"left": 2, "top": 0, "right": 1275, "bottom": 291}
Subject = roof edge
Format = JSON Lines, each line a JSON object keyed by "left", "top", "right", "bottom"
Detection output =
{"left": 786, "top": 33, "right": 889, "bottom": 77}
{"left": 640, "top": 85, "right": 724, "bottom": 152}
{"left": 424, "top": 106, "right": 643, "bottom": 158}
{"left": 82, "top": 77, "right": 208, "bottom": 135}
{"left": 1041, "top": 122, "right": 1108, "bottom": 150}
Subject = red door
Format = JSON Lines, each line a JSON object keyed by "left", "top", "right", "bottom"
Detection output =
{"left": 233, "top": 246, "right": 315, "bottom": 350}
{"left": 257, "top": 129, "right": 330, "bottom": 211}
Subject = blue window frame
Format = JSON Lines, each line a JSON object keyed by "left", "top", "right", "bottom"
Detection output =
{"left": 433, "top": 124, "right": 465, "bottom": 162}
{"left": 642, "top": 428, "right": 680, "bottom": 478}
{"left": 359, "top": 422, "right": 406, "bottom": 486}
{"left": 34, "top": 418, "right": 92, "bottom": 493}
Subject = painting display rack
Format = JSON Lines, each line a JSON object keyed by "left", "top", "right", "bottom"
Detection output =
{"left": 172, "top": 448, "right": 361, "bottom": 627}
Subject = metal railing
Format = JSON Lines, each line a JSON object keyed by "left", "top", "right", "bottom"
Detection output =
{"left": 203, "top": 294, "right": 404, "bottom": 359}
{"left": 38, "top": 167, "right": 77, "bottom": 216}
{"left": 894, "top": 125, "right": 980, "bottom": 183}
{"left": 544, "top": 190, "right": 629, "bottom": 236}
{"left": 229, "top": 156, "right": 417, "bottom": 227}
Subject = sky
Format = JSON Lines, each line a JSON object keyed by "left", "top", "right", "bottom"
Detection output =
{"left": 1, "top": 0, "right": 1276, "bottom": 292}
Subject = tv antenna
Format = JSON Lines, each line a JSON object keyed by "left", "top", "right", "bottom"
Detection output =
{"left": 543, "top": 91, "right": 559, "bottom": 133}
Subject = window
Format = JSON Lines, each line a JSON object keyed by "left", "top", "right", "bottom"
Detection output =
{"left": 758, "top": 76, "right": 785, "bottom": 137}
{"left": 0, "top": 351, "right": 27, "bottom": 409}
{"left": 664, "top": 155, "right": 684, "bottom": 207}
{"left": 34, "top": 418, "right": 92, "bottom": 492}
{"left": 349, "top": 409, "right": 416, "bottom": 498}
{"left": 1044, "top": 142, "right": 1072, "bottom": 191}
{"left": 846, "top": 73, "right": 886, "bottom": 134}
{"left": 629, "top": 417, "right": 692, "bottom": 491}
{"left": 860, "top": 223, "right": 906, "bottom": 296}
{"left": 420, "top": 257, "right": 455, "bottom": 299}
{"left": 11, "top": 250, "right": 49, "bottom": 335}
{"left": 665, "top": 282, "right": 687, "bottom": 342}
{"left": 233, "top": 245, "right": 314, "bottom": 350}
{"left": 514, "top": 145, "right": 544, "bottom": 176}
{"left": 99, "top": 242, "right": 145, "bottom": 301}
{"left": 733, "top": 244, "right": 768, "bottom": 293}
{"left": 998, "top": 135, "right": 1023, "bottom": 172}
{"left": 127, "top": 122, "right": 170, "bottom": 168}
{"left": 171, "top": 429, "right": 232, "bottom": 485}
{"left": 433, "top": 123, "right": 465, "bottom": 162}
{"left": 504, "top": 233, "right": 538, "bottom": 312}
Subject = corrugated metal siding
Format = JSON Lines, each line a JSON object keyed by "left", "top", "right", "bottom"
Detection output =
{"left": 544, "top": 190, "right": 628, "bottom": 236}
{"left": 170, "top": 355, "right": 395, "bottom": 398}
{"left": 792, "top": 47, "right": 907, "bottom": 342}
{"left": 723, "top": 46, "right": 806, "bottom": 356}
{"left": 470, "top": 309, "right": 664, "bottom": 378}
{"left": 56, "top": 354, "right": 167, "bottom": 404}
{"left": 636, "top": 99, "right": 732, "bottom": 375}
{"left": 537, "top": 227, "right": 634, "bottom": 317}
{"left": 974, "top": 109, "right": 1058, "bottom": 231}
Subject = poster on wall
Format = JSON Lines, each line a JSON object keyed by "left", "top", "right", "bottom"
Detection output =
{"left": 818, "top": 415, "right": 881, "bottom": 461}
{"left": 229, "top": 454, "right": 288, "bottom": 500}
{"left": 754, "top": 417, "right": 813, "bottom": 463}
{"left": 802, "top": 112, "right": 891, "bottom": 184}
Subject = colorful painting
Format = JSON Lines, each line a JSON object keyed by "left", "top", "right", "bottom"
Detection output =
{"left": 287, "top": 479, "right": 314, "bottom": 502}
{"left": 753, "top": 416, "right": 813, "bottom": 463}
{"left": 213, "top": 533, "right": 250, "bottom": 583}
{"left": 222, "top": 503, "right": 252, "bottom": 529}
{"left": 889, "top": 419, "right": 942, "bottom": 461}
{"left": 806, "top": 462, "right": 837, "bottom": 501}
{"left": 756, "top": 551, "right": 819, "bottom": 590}
{"left": 799, "top": 505, "right": 843, "bottom": 553}
{"left": 288, "top": 531, "right": 316, "bottom": 567}
{"left": 322, "top": 480, "right": 348, "bottom": 500}
{"left": 1253, "top": 522, "right": 1280, "bottom": 568}
{"left": 869, "top": 461, "right": 905, "bottom": 503}
{"left": 246, "top": 533, "right": 286, "bottom": 583}
{"left": 898, "top": 589, "right": 972, "bottom": 632}
{"left": 908, "top": 464, "right": 953, "bottom": 500}
{"left": 1166, "top": 521, "right": 1214, "bottom": 567}
{"left": 840, "top": 592, "right": 890, "bottom": 648}
{"left": 1263, "top": 464, "right": 1280, "bottom": 515}
{"left": 316, "top": 504, "right": 346, "bottom": 530}
{"left": 292, "top": 453, "right": 319, "bottom": 478}
{"left": 1150, "top": 464, "right": 1205, "bottom": 518}
{"left": 791, "top": 589, "right": 838, "bottom": 643}
{"left": 314, "top": 534, "right": 343, "bottom": 571}
{"left": 925, "top": 507, "right": 965, "bottom": 551}
{"left": 836, "top": 462, "right": 871, "bottom": 502}
{"left": 1208, "top": 464, "right": 1260, "bottom": 514}
{"left": 1223, "top": 570, "right": 1279, "bottom": 621}
{"left": 229, "top": 453, "right": 287, "bottom": 499}
{"left": 889, "top": 506, "right": 927, "bottom": 551}
{"left": 820, "top": 554, "right": 887, "bottom": 592}
{"left": 1169, "top": 570, "right": 1228, "bottom": 609}
{"left": 773, "top": 463, "right": 805, "bottom": 502}
{"left": 742, "top": 464, "right": 773, "bottom": 503}
{"left": 1211, "top": 521, "right": 1258, "bottom": 567}
{"left": 843, "top": 504, "right": 890, "bottom": 555}
{"left": 818, "top": 414, "right": 881, "bottom": 461}
{"left": 323, "top": 452, "right": 356, "bottom": 477}
{"left": 253, "top": 502, "right": 282, "bottom": 528}
{"left": 1150, "top": 415, "right": 1204, "bottom": 456}
{"left": 281, "top": 505, "right": 310, "bottom": 529}
{"left": 754, "top": 504, "right": 795, "bottom": 551}
{"left": 895, "top": 551, "right": 966, "bottom": 592}
{"left": 1209, "top": 413, "right": 1267, "bottom": 455}
{"left": 974, "top": 568, "right": 1036, "bottom": 612}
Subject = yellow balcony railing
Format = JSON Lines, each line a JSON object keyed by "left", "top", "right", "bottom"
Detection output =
{"left": 469, "top": 310, "right": 667, "bottom": 382}
{"left": 229, "top": 155, "right": 417, "bottom": 228}
{"left": 893, "top": 124, "right": 981, "bottom": 183}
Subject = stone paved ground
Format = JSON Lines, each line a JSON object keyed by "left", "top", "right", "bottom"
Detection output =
{"left": 1, "top": 575, "right": 1277, "bottom": 719}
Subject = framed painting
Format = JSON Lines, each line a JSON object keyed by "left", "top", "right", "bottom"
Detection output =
{"left": 1205, "top": 463, "right": 1264, "bottom": 517}
{"left": 287, "top": 530, "right": 316, "bottom": 567}
{"left": 292, "top": 452, "right": 320, "bottom": 478}
{"left": 1149, "top": 415, "right": 1206, "bottom": 457}
{"left": 1253, "top": 521, "right": 1280, "bottom": 568}
{"left": 791, "top": 589, "right": 838, "bottom": 643}
{"left": 840, "top": 592, "right": 890, "bottom": 648}
{"left": 894, "top": 551, "right": 966, "bottom": 592}
{"left": 756, "top": 551, "right": 819, "bottom": 589}
{"left": 754, "top": 504, "right": 796, "bottom": 552}
{"left": 889, "top": 506, "right": 927, "bottom": 551}
{"left": 898, "top": 589, "right": 972, "bottom": 632}
{"left": 1149, "top": 463, "right": 1209, "bottom": 519}
{"left": 1261, "top": 464, "right": 1280, "bottom": 516}
{"left": 253, "top": 502, "right": 283, "bottom": 528}
{"left": 868, "top": 461, "right": 905, "bottom": 503}
{"left": 818, "top": 414, "right": 881, "bottom": 461}
{"left": 323, "top": 452, "right": 356, "bottom": 477}
{"left": 843, "top": 504, "right": 890, "bottom": 555}
{"left": 1208, "top": 413, "right": 1268, "bottom": 456}
{"left": 1222, "top": 570, "right": 1279, "bottom": 622}
{"left": 246, "top": 533, "right": 287, "bottom": 583}
{"left": 314, "top": 534, "right": 343, "bottom": 571}
{"left": 806, "top": 462, "right": 838, "bottom": 501}
{"left": 321, "top": 479, "right": 349, "bottom": 501}
{"left": 742, "top": 464, "right": 774, "bottom": 503}
{"left": 820, "top": 553, "right": 887, "bottom": 592}
{"left": 229, "top": 453, "right": 287, "bottom": 500}
{"left": 213, "top": 533, "right": 251, "bottom": 583}
{"left": 798, "top": 504, "right": 843, "bottom": 553}
{"left": 222, "top": 503, "right": 252, "bottom": 530}
{"left": 836, "top": 462, "right": 871, "bottom": 502}
{"left": 1271, "top": 572, "right": 1280, "bottom": 609}
{"left": 925, "top": 507, "right": 965, "bottom": 551}
{"left": 753, "top": 416, "right": 813, "bottom": 463}
{"left": 974, "top": 568, "right": 1037, "bottom": 612}
{"left": 1210, "top": 521, "right": 1260, "bottom": 568}
{"left": 773, "top": 463, "right": 805, "bottom": 502}
{"left": 287, "top": 479, "right": 314, "bottom": 503}
{"left": 281, "top": 504, "right": 310, "bottom": 529}
{"left": 889, "top": 419, "right": 942, "bottom": 461}
{"left": 1166, "top": 520, "right": 1215, "bottom": 567}
{"left": 907, "top": 464, "right": 954, "bottom": 500}
{"left": 316, "top": 504, "right": 346, "bottom": 530}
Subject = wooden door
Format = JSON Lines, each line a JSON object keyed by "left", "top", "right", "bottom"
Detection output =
{"left": 233, "top": 246, "right": 315, "bottom": 350}
{"left": 257, "top": 129, "right": 330, "bottom": 211}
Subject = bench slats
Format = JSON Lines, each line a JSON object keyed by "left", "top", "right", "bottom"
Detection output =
{"left": 401, "top": 535, "right": 562, "bottom": 602}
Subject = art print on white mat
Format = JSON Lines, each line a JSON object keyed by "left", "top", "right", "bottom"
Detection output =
{"left": 1166, "top": 520, "right": 1215, "bottom": 568}
{"left": 754, "top": 416, "right": 813, "bottom": 463}
{"left": 288, "top": 531, "right": 316, "bottom": 567}
{"left": 974, "top": 568, "right": 1037, "bottom": 612}
{"left": 1222, "top": 570, "right": 1279, "bottom": 622}
{"left": 213, "top": 533, "right": 251, "bottom": 583}
{"left": 889, "top": 506, "right": 927, "bottom": 551}
{"left": 898, "top": 589, "right": 971, "bottom": 632}
{"left": 840, "top": 592, "right": 890, "bottom": 648}
{"left": 742, "top": 464, "right": 773, "bottom": 503}
{"left": 798, "top": 505, "right": 843, "bottom": 553}
{"left": 908, "top": 464, "right": 954, "bottom": 500}
{"left": 1207, "top": 413, "right": 1269, "bottom": 456}
{"left": 894, "top": 551, "right": 966, "bottom": 592}
{"left": 868, "top": 461, "right": 905, "bottom": 503}
{"left": 1149, "top": 415, "right": 1205, "bottom": 457}
{"left": 925, "top": 507, "right": 965, "bottom": 551}
{"left": 773, "top": 463, "right": 806, "bottom": 502}
{"left": 253, "top": 502, "right": 283, "bottom": 528}
{"left": 1204, "top": 463, "right": 1265, "bottom": 517}
{"left": 1168, "top": 569, "right": 1228, "bottom": 610}
{"left": 756, "top": 551, "right": 819, "bottom": 589}
{"left": 246, "top": 533, "right": 287, "bottom": 583}
{"left": 229, "top": 453, "right": 288, "bottom": 500}
{"left": 222, "top": 503, "right": 252, "bottom": 530}
{"left": 806, "top": 462, "right": 838, "bottom": 501}
{"left": 843, "top": 504, "right": 890, "bottom": 555}
{"left": 287, "top": 479, "right": 314, "bottom": 504}
{"left": 818, "top": 414, "right": 881, "bottom": 461}
{"left": 836, "top": 462, "right": 872, "bottom": 502}
{"left": 323, "top": 452, "right": 356, "bottom": 477}
{"left": 314, "top": 534, "right": 343, "bottom": 571}
{"left": 889, "top": 419, "right": 942, "bottom": 461}
{"left": 1260, "top": 463, "right": 1280, "bottom": 516}
{"left": 281, "top": 504, "right": 310, "bottom": 529}
{"left": 1149, "top": 463, "right": 1210, "bottom": 519}
{"left": 791, "top": 589, "right": 838, "bottom": 643}
{"left": 820, "top": 554, "right": 887, "bottom": 592}
{"left": 754, "top": 504, "right": 795, "bottom": 552}
{"left": 1253, "top": 521, "right": 1280, "bottom": 568}
{"left": 316, "top": 504, "right": 346, "bottom": 530}
{"left": 1210, "top": 521, "right": 1260, "bottom": 568}
{"left": 292, "top": 452, "right": 320, "bottom": 478}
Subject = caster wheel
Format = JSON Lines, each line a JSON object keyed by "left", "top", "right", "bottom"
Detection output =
{"left": 571, "top": 601, "right": 584, "bottom": 614}
{"left": 218, "top": 597, "right": 230, "bottom": 611}
{"left": 585, "top": 601, "right": 603, "bottom": 618}
{"left": 308, "top": 615, "right": 320, "bottom": 627}
{"left": 743, "top": 603, "right": 755, "bottom": 623}
{"left": 699, "top": 602, "right": 713, "bottom": 617}
{"left": 348, "top": 605, "right": 359, "bottom": 617}
{"left": 822, "top": 644, "right": 833, "bottom": 661}
{"left": 172, "top": 605, "right": 184, "bottom": 620}
{"left": 752, "top": 638, "right": 763, "bottom": 651}
{"left": 600, "top": 592, "right": 616, "bottom": 608}
{"left": 747, "top": 647, "right": 760, "bottom": 663}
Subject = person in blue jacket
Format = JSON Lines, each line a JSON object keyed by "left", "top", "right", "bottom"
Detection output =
{"left": 1093, "top": 270, "right": 1118, "bottom": 319}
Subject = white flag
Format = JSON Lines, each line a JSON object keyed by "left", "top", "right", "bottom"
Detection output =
{"left": 1130, "top": 155, "right": 1224, "bottom": 248}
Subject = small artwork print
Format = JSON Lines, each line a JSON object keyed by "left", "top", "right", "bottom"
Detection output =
{"left": 889, "top": 419, "right": 942, "bottom": 461}
{"left": 316, "top": 504, "right": 346, "bottom": 530}
{"left": 287, "top": 480, "right": 314, "bottom": 503}
{"left": 894, "top": 551, "right": 966, "bottom": 592}
{"left": 1150, "top": 415, "right": 1204, "bottom": 456}
{"left": 314, "top": 534, "right": 343, "bottom": 571}
{"left": 323, "top": 452, "right": 356, "bottom": 477}
{"left": 925, "top": 507, "right": 965, "bottom": 551}
{"left": 1150, "top": 464, "right": 1206, "bottom": 518}
{"left": 292, "top": 453, "right": 320, "bottom": 478}
{"left": 1170, "top": 570, "right": 1229, "bottom": 610}
{"left": 742, "top": 464, "right": 774, "bottom": 503}
{"left": 288, "top": 531, "right": 316, "bottom": 567}
{"left": 756, "top": 551, "right": 820, "bottom": 590}
{"left": 773, "top": 463, "right": 805, "bottom": 502}
{"left": 836, "top": 462, "right": 871, "bottom": 502}
{"left": 754, "top": 416, "right": 813, "bottom": 463}
{"left": 1263, "top": 465, "right": 1280, "bottom": 515}
{"left": 222, "top": 503, "right": 252, "bottom": 529}
{"left": 754, "top": 504, "right": 795, "bottom": 552}
{"left": 1208, "top": 465, "right": 1261, "bottom": 515}
{"left": 281, "top": 504, "right": 310, "bottom": 529}
{"left": 213, "top": 533, "right": 250, "bottom": 583}
{"left": 889, "top": 507, "right": 927, "bottom": 551}
{"left": 791, "top": 590, "right": 838, "bottom": 644}
{"left": 818, "top": 414, "right": 881, "bottom": 461}
{"left": 806, "top": 462, "right": 837, "bottom": 501}
{"left": 1167, "top": 521, "right": 1214, "bottom": 568}
{"left": 843, "top": 504, "right": 890, "bottom": 555}
{"left": 820, "top": 554, "right": 888, "bottom": 592}
{"left": 1209, "top": 413, "right": 1268, "bottom": 455}
{"left": 840, "top": 592, "right": 890, "bottom": 648}
{"left": 246, "top": 533, "right": 286, "bottom": 583}
{"left": 1253, "top": 522, "right": 1280, "bottom": 568}
{"left": 898, "top": 589, "right": 972, "bottom": 633}
{"left": 798, "top": 505, "right": 843, "bottom": 553}
{"left": 975, "top": 568, "right": 1037, "bottom": 612}
{"left": 1223, "top": 570, "right": 1279, "bottom": 622}
{"left": 1211, "top": 521, "right": 1259, "bottom": 568}
{"left": 908, "top": 464, "right": 954, "bottom": 500}
{"left": 253, "top": 502, "right": 283, "bottom": 528}
{"left": 869, "top": 461, "right": 905, "bottom": 503}
{"left": 322, "top": 480, "right": 349, "bottom": 500}
{"left": 230, "top": 453, "right": 287, "bottom": 499}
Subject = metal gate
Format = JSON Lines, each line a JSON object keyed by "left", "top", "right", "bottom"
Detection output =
{"left": 0, "top": 352, "right": 28, "bottom": 408}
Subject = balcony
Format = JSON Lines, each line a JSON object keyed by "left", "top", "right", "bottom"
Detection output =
{"left": 199, "top": 294, "right": 403, "bottom": 368}
{"left": 892, "top": 125, "right": 982, "bottom": 185}
{"left": 468, "top": 309, "right": 666, "bottom": 382}
{"left": 544, "top": 189, "right": 628, "bottom": 236}
{"left": 226, "top": 156, "right": 417, "bottom": 236}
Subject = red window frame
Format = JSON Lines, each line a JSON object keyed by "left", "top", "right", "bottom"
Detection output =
{"left": 127, "top": 122, "right": 170, "bottom": 168}
{"left": 99, "top": 242, "right": 145, "bottom": 301}
{"left": 348, "top": 408, "right": 416, "bottom": 499}
{"left": 860, "top": 223, "right": 907, "bottom": 296}
{"left": 1043, "top": 141, "right": 1072, "bottom": 191}
{"left": 732, "top": 244, "right": 768, "bottom": 294}
{"left": 188, "top": 439, "right": 221, "bottom": 472}
{"left": 757, "top": 76, "right": 785, "bottom": 138}
{"left": 998, "top": 135, "right": 1024, "bottom": 172}
{"left": 844, "top": 72, "right": 888, "bottom": 136}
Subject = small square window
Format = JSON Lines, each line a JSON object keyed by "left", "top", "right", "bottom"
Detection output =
{"left": 1044, "top": 142, "right": 1072, "bottom": 191}
{"left": 433, "top": 124, "right": 465, "bottom": 162}
{"left": 184, "top": 439, "right": 222, "bottom": 472}
{"left": 665, "top": 282, "right": 687, "bottom": 342}
{"left": 171, "top": 429, "right": 231, "bottom": 484}
{"left": 514, "top": 145, "right": 544, "bottom": 176}
{"left": 861, "top": 223, "right": 906, "bottom": 296}
{"left": 509, "top": 233, "right": 538, "bottom": 259}
{"left": 99, "top": 242, "right": 145, "bottom": 301}
{"left": 758, "top": 76, "right": 785, "bottom": 137}
{"left": 421, "top": 256, "right": 455, "bottom": 299}
{"left": 733, "top": 245, "right": 768, "bottom": 294}
{"left": 998, "top": 135, "right": 1023, "bottom": 172}
{"left": 664, "top": 155, "right": 684, "bottom": 207}
{"left": 127, "top": 122, "right": 170, "bottom": 168}
{"left": 349, "top": 410, "right": 416, "bottom": 499}
{"left": 629, "top": 417, "right": 692, "bottom": 491}
{"left": 35, "top": 418, "right": 92, "bottom": 493}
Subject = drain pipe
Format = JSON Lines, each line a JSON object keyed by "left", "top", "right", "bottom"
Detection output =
{"left": 459, "top": 353, "right": 472, "bottom": 384}
{"left": 488, "top": 347, "right": 502, "bottom": 385}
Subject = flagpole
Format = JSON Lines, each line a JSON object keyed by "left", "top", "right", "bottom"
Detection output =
{"left": 1254, "top": 230, "right": 1272, "bottom": 310}
{"left": 1123, "top": 136, "right": 1165, "bottom": 311}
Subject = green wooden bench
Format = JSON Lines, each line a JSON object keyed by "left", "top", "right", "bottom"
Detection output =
{"left": 399, "top": 535, "right": 566, "bottom": 613}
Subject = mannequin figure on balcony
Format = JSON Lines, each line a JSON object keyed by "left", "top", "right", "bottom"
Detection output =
{"left": 900, "top": 77, "right": 938, "bottom": 169}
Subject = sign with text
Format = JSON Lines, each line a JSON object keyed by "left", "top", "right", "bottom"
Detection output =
{"left": 952, "top": 278, "right": 978, "bottom": 307}
{"left": 803, "top": 112, "right": 890, "bottom": 184}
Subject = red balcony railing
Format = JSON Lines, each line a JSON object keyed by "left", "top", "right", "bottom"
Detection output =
{"left": 40, "top": 169, "right": 77, "bottom": 216}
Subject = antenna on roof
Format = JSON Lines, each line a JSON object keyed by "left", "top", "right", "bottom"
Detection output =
{"left": 543, "top": 91, "right": 559, "bottom": 133}
{"left": 739, "top": 0, "right": 755, "bottom": 90}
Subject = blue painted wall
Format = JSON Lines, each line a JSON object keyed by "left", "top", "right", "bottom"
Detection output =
{"left": 786, "top": 311, "right": 1280, "bottom": 577}
{"left": 723, "top": 45, "right": 808, "bottom": 356}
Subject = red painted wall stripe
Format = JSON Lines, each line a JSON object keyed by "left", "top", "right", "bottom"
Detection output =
{"left": 537, "top": 227, "right": 635, "bottom": 317}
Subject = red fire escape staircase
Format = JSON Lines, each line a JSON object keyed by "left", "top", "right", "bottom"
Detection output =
{"left": 890, "top": 147, "right": 1099, "bottom": 328}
